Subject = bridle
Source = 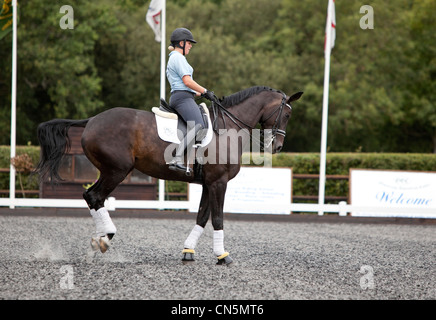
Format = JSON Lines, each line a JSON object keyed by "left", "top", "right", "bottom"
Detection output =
{"left": 209, "top": 92, "right": 291, "bottom": 150}
{"left": 259, "top": 93, "right": 292, "bottom": 148}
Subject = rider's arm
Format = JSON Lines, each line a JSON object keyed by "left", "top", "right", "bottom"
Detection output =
{"left": 182, "top": 75, "right": 207, "bottom": 96}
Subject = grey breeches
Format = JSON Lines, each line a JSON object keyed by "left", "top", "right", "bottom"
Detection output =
{"left": 169, "top": 91, "right": 206, "bottom": 131}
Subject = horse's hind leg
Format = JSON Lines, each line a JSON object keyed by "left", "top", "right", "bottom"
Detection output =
{"left": 83, "top": 169, "right": 130, "bottom": 253}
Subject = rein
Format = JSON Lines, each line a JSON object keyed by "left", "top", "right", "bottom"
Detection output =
{"left": 210, "top": 99, "right": 255, "bottom": 133}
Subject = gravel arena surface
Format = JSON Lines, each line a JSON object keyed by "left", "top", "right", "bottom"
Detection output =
{"left": 0, "top": 210, "right": 435, "bottom": 301}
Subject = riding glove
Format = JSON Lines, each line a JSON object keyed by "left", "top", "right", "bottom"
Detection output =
{"left": 202, "top": 90, "right": 217, "bottom": 102}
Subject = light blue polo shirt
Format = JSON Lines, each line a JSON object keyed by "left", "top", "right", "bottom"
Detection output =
{"left": 166, "top": 51, "right": 196, "bottom": 94}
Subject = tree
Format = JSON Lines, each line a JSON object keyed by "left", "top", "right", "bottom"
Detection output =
{"left": 0, "top": 0, "right": 125, "bottom": 145}
{"left": 404, "top": 0, "right": 436, "bottom": 152}
{"left": 0, "top": 0, "right": 434, "bottom": 153}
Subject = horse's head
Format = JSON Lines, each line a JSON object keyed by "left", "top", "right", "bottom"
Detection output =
{"left": 260, "top": 91, "right": 303, "bottom": 153}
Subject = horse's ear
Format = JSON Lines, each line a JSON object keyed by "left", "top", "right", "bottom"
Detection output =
{"left": 288, "top": 92, "right": 303, "bottom": 103}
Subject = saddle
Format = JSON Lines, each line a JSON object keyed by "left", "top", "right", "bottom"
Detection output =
{"left": 156, "top": 98, "right": 209, "bottom": 130}
{"left": 152, "top": 98, "right": 212, "bottom": 147}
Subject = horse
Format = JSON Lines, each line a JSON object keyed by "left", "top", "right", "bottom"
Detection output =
{"left": 35, "top": 86, "right": 303, "bottom": 266}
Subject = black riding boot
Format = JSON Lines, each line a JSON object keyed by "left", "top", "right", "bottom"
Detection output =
{"left": 168, "top": 124, "right": 202, "bottom": 174}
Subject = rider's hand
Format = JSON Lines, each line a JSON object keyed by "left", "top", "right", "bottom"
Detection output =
{"left": 202, "top": 90, "right": 217, "bottom": 102}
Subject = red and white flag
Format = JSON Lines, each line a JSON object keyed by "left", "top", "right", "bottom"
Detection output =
{"left": 324, "top": 0, "right": 336, "bottom": 52}
{"left": 146, "top": 0, "right": 163, "bottom": 42}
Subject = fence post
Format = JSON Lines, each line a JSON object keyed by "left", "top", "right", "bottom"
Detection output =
{"left": 339, "top": 201, "right": 347, "bottom": 216}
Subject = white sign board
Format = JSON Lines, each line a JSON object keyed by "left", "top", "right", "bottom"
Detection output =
{"left": 189, "top": 167, "right": 292, "bottom": 214}
{"left": 350, "top": 169, "right": 436, "bottom": 218}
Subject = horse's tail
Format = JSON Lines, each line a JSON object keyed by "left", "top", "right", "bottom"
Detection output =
{"left": 34, "top": 118, "right": 90, "bottom": 183}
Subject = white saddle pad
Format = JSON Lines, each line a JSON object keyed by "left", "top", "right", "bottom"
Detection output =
{"left": 153, "top": 103, "right": 213, "bottom": 147}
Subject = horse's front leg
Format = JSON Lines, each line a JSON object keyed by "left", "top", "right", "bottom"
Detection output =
{"left": 209, "top": 179, "right": 233, "bottom": 266}
{"left": 182, "top": 184, "right": 210, "bottom": 264}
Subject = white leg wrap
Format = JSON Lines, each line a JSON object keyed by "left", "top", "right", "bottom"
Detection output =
{"left": 213, "top": 230, "right": 225, "bottom": 256}
{"left": 184, "top": 225, "right": 204, "bottom": 249}
{"left": 90, "top": 207, "right": 117, "bottom": 237}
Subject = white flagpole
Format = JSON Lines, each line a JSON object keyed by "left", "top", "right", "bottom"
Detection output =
{"left": 318, "top": 0, "right": 333, "bottom": 216}
{"left": 160, "top": 0, "right": 166, "bottom": 100}
{"left": 158, "top": 0, "right": 166, "bottom": 202}
{"left": 9, "top": 0, "right": 18, "bottom": 208}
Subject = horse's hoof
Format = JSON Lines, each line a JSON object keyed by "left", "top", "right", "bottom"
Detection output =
{"left": 182, "top": 253, "right": 195, "bottom": 265}
{"left": 98, "top": 235, "right": 111, "bottom": 253}
{"left": 90, "top": 237, "right": 100, "bottom": 251}
{"left": 181, "top": 249, "right": 195, "bottom": 265}
{"left": 216, "top": 253, "right": 233, "bottom": 266}
{"left": 181, "top": 252, "right": 195, "bottom": 264}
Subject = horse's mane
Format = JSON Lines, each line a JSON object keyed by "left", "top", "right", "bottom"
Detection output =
{"left": 219, "top": 86, "right": 282, "bottom": 108}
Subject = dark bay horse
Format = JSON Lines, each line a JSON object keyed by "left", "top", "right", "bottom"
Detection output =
{"left": 35, "top": 86, "right": 303, "bottom": 265}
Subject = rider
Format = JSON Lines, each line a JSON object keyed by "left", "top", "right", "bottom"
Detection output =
{"left": 166, "top": 27, "right": 215, "bottom": 173}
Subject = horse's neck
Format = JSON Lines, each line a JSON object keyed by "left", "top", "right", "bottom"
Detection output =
{"left": 223, "top": 98, "right": 264, "bottom": 131}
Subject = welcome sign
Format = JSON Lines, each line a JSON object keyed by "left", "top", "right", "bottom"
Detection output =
{"left": 350, "top": 169, "right": 436, "bottom": 218}
{"left": 189, "top": 167, "right": 292, "bottom": 215}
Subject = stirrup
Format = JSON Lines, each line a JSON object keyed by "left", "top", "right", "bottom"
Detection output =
{"left": 169, "top": 162, "right": 192, "bottom": 176}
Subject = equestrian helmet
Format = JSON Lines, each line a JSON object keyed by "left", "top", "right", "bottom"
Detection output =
{"left": 170, "top": 28, "right": 197, "bottom": 44}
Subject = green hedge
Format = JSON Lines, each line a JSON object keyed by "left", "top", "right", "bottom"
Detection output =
{"left": 270, "top": 152, "right": 436, "bottom": 173}
{"left": 0, "top": 145, "right": 40, "bottom": 168}
{"left": 1, "top": 146, "right": 435, "bottom": 202}
{"left": 0, "top": 146, "right": 40, "bottom": 197}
